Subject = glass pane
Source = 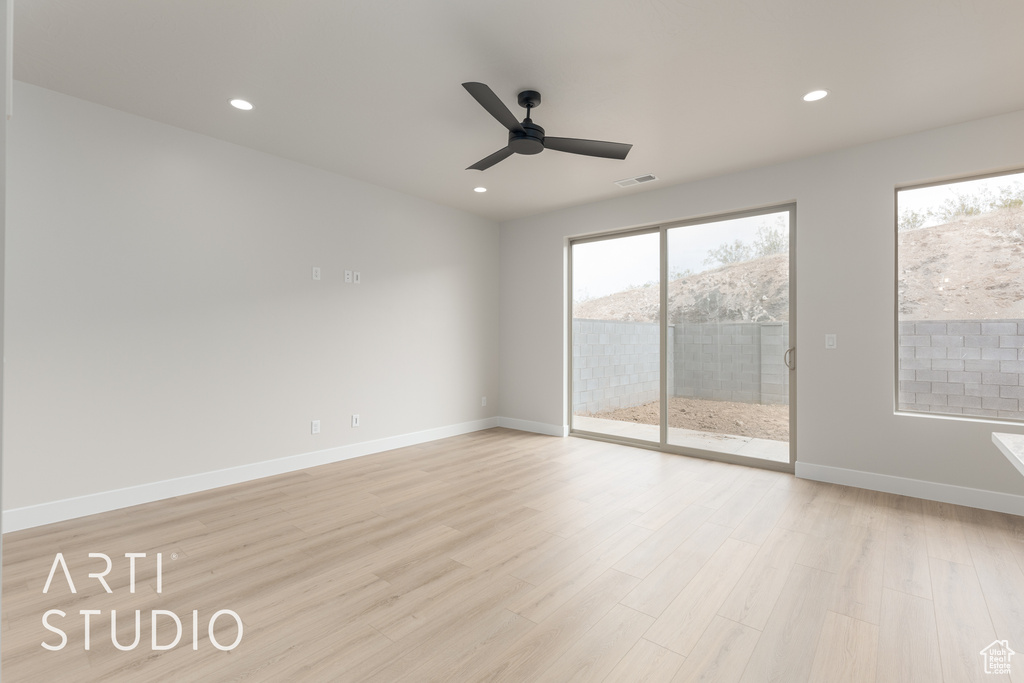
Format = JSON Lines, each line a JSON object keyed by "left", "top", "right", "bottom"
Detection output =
{"left": 571, "top": 232, "right": 660, "bottom": 444}
{"left": 897, "top": 171, "right": 1024, "bottom": 421}
{"left": 665, "top": 212, "right": 790, "bottom": 462}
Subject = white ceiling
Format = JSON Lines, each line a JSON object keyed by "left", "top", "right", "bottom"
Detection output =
{"left": 14, "top": 0, "right": 1024, "bottom": 223}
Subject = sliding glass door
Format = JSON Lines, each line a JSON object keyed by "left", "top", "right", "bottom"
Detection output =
{"left": 569, "top": 206, "right": 795, "bottom": 470}
{"left": 570, "top": 230, "right": 660, "bottom": 444}
{"left": 665, "top": 210, "right": 792, "bottom": 464}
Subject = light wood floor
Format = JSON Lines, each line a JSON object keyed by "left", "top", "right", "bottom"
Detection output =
{"left": 3, "top": 428, "right": 1023, "bottom": 682}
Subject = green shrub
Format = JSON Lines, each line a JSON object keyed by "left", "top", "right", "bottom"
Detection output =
{"left": 898, "top": 208, "right": 927, "bottom": 232}
{"left": 752, "top": 219, "right": 788, "bottom": 257}
{"left": 703, "top": 239, "right": 752, "bottom": 266}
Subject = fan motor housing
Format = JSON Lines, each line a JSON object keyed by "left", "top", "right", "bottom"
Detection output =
{"left": 509, "top": 120, "right": 545, "bottom": 155}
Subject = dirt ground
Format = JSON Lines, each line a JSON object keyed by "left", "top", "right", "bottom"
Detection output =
{"left": 590, "top": 395, "right": 789, "bottom": 442}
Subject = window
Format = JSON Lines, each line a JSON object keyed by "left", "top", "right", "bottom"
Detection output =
{"left": 896, "top": 169, "right": 1024, "bottom": 421}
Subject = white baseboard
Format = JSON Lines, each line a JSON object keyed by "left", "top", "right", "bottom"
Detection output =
{"left": 3, "top": 417, "right": 502, "bottom": 533}
{"left": 10, "top": 424, "right": 1020, "bottom": 532}
{"left": 498, "top": 417, "right": 569, "bottom": 437}
{"left": 796, "top": 462, "right": 1024, "bottom": 517}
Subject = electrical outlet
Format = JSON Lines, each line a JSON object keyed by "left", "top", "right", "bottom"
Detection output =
{"left": 351, "top": 414, "right": 360, "bottom": 428}
{"left": 354, "top": 271, "right": 361, "bottom": 284}
{"left": 312, "top": 267, "right": 321, "bottom": 281}
{"left": 311, "top": 420, "right": 320, "bottom": 434}
{"left": 481, "top": 396, "right": 487, "bottom": 407}
{"left": 344, "top": 270, "right": 353, "bottom": 283}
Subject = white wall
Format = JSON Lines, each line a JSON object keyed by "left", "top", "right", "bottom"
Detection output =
{"left": 7, "top": 81, "right": 1023, "bottom": 523}
{"left": 500, "top": 108, "right": 1024, "bottom": 508}
{"left": 4, "top": 82, "right": 500, "bottom": 513}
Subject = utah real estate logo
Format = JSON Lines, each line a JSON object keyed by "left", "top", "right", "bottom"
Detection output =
{"left": 980, "top": 640, "right": 1015, "bottom": 675}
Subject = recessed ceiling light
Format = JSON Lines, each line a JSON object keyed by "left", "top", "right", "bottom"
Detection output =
{"left": 474, "top": 187, "right": 487, "bottom": 193}
{"left": 229, "top": 98, "right": 254, "bottom": 111}
{"left": 802, "top": 89, "right": 829, "bottom": 102}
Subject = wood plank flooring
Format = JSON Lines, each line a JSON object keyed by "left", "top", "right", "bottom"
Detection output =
{"left": 3, "top": 427, "right": 1023, "bottom": 682}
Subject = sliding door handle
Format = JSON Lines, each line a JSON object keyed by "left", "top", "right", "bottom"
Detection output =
{"left": 784, "top": 347, "right": 795, "bottom": 370}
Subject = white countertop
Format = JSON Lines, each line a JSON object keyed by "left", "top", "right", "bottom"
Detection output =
{"left": 992, "top": 432, "right": 1024, "bottom": 478}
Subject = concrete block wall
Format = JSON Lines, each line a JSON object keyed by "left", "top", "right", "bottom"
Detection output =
{"left": 759, "top": 322, "right": 789, "bottom": 405}
{"left": 572, "top": 319, "right": 789, "bottom": 414}
{"left": 899, "top": 319, "right": 1024, "bottom": 420}
{"left": 675, "top": 322, "right": 757, "bottom": 402}
{"left": 674, "top": 321, "right": 789, "bottom": 404}
{"left": 571, "top": 319, "right": 660, "bottom": 414}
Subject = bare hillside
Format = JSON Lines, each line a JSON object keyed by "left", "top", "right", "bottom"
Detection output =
{"left": 573, "top": 253, "right": 788, "bottom": 323}
{"left": 574, "top": 206, "right": 1024, "bottom": 323}
{"left": 898, "top": 206, "right": 1024, "bottom": 319}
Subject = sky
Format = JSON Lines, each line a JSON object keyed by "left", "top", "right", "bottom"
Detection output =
{"left": 898, "top": 170, "right": 1024, "bottom": 227}
{"left": 572, "top": 211, "right": 788, "bottom": 301}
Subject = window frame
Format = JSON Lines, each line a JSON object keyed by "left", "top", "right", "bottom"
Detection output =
{"left": 567, "top": 202, "right": 797, "bottom": 473}
{"left": 894, "top": 167, "right": 1024, "bottom": 425}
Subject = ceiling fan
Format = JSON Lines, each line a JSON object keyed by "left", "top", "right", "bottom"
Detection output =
{"left": 462, "top": 82, "right": 633, "bottom": 171}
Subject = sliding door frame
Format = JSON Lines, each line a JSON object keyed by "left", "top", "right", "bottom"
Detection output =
{"left": 568, "top": 203, "right": 796, "bottom": 474}
{"left": 567, "top": 225, "right": 663, "bottom": 448}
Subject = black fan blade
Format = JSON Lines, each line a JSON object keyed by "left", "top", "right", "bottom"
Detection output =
{"left": 467, "top": 146, "right": 514, "bottom": 171}
{"left": 462, "top": 82, "right": 524, "bottom": 133}
{"left": 544, "top": 137, "right": 632, "bottom": 160}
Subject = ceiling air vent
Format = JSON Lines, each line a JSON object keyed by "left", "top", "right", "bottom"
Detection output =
{"left": 615, "top": 174, "right": 658, "bottom": 188}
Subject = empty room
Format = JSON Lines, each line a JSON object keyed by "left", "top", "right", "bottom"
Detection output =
{"left": 2, "top": 1, "right": 1024, "bottom": 682}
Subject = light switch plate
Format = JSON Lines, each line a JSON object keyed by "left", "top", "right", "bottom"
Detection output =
{"left": 825, "top": 333, "right": 837, "bottom": 349}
